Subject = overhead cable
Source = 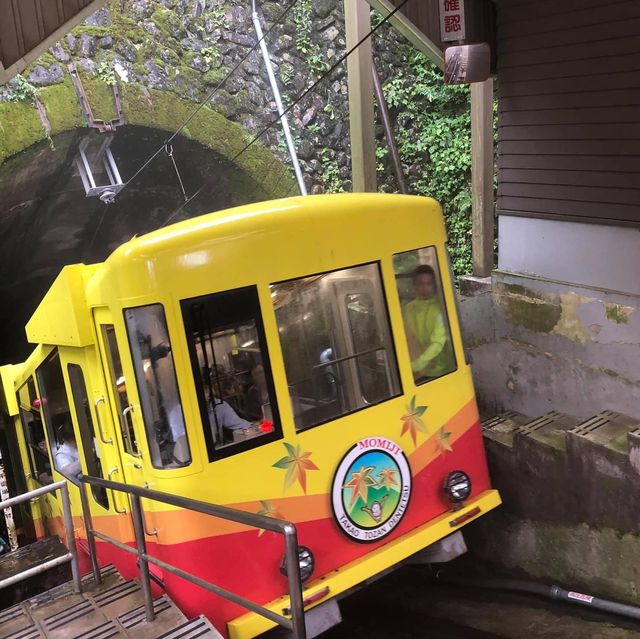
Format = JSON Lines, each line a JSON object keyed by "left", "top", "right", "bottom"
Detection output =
{"left": 160, "top": 0, "right": 411, "bottom": 227}
{"left": 120, "top": 0, "right": 300, "bottom": 192}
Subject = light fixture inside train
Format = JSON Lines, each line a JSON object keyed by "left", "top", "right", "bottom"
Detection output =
{"left": 443, "top": 471, "right": 472, "bottom": 505}
{"left": 280, "top": 546, "right": 315, "bottom": 583}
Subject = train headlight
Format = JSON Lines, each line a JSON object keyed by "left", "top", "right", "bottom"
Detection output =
{"left": 280, "top": 546, "right": 315, "bottom": 583}
{"left": 443, "top": 470, "right": 472, "bottom": 506}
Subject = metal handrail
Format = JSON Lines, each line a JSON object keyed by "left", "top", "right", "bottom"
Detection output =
{"left": 77, "top": 474, "right": 306, "bottom": 639}
{"left": 94, "top": 396, "right": 113, "bottom": 444}
{"left": 0, "top": 481, "right": 81, "bottom": 593}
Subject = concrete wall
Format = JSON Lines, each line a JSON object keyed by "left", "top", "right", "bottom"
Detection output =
{"left": 499, "top": 215, "right": 640, "bottom": 296}
{"left": 460, "top": 269, "right": 640, "bottom": 421}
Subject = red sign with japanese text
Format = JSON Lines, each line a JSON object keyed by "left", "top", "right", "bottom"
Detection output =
{"left": 439, "top": 0, "right": 466, "bottom": 42}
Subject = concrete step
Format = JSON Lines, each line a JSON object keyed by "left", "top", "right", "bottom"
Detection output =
{"left": 69, "top": 619, "right": 127, "bottom": 639}
{"left": 482, "top": 411, "right": 531, "bottom": 448}
{"left": 0, "top": 562, "right": 207, "bottom": 639}
{"left": 40, "top": 597, "right": 105, "bottom": 639}
{"left": 481, "top": 406, "right": 640, "bottom": 531}
{"left": 91, "top": 580, "right": 146, "bottom": 620}
{"left": 514, "top": 411, "right": 579, "bottom": 452}
{"left": 0, "top": 603, "right": 38, "bottom": 639}
{"left": 568, "top": 409, "right": 640, "bottom": 456}
{"left": 156, "top": 616, "right": 223, "bottom": 639}
{"left": 116, "top": 595, "right": 187, "bottom": 637}
{"left": 0, "top": 564, "right": 121, "bottom": 639}
{"left": 1, "top": 625, "right": 43, "bottom": 639}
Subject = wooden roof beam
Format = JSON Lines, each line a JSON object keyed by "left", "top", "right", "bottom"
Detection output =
{"left": 0, "top": 0, "right": 107, "bottom": 85}
{"left": 365, "top": 0, "right": 444, "bottom": 69}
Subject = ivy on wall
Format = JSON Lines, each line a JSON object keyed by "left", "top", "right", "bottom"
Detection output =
{"left": 379, "top": 51, "right": 474, "bottom": 277}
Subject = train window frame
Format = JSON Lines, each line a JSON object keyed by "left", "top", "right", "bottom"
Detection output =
{"left": 270, "top": 261, "right": 402, "bottom": 433}
{"left": 36, "top": 350, "right": 81, "bottom": 482}
{"left": 123, "top": 303, "right": 192, "bottom": 470}
{"left": 16, "top": 378, "right": 51, "bottom": 485}
{"left": 100, "top": 324, "right": 140, "bottom": 457}
{"left": 392, "top": 245, "right": 458, "bottom": 386}
{"left": 67, "top": 363, "right": 109, "bottom": 509}
{"left": 181, "top": 285, "right": 283, "bottom": 462}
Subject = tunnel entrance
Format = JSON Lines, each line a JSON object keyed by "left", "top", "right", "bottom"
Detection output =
{"left": 0, "top": 124, "right": 278, "bottom": 364}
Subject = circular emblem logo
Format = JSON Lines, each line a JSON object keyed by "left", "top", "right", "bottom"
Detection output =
{"left": 331, "top": 437, "right": 411, "bottom": 543}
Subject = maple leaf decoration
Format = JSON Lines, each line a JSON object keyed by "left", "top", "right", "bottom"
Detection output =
{"left": 377, "top": 467, "right": 399, "bottom": 492}
{"left": 273, "top": 442, "right": 319, "bottom": 493}
{"left": 256, "top": 500, "right": 285, "bottom": 537}
{"left": 436, "top": 427, "right": 453, "bottom": 456}
{"left": 343, "top": 466, "right": 377, "bottom": 506}
{"left": 400, "top": 395, "right": 429, "bottom": 446}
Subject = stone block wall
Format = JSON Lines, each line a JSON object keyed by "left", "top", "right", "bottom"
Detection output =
{"left": 0, "top": 0, "right": 419, "bottom": 195}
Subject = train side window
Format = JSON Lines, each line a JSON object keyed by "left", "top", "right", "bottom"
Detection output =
{"left": 393, "top": 246, "right": 457, "bottom": 384}
{"left": 17, "top": 379, "right": 51, "bottom": 485}
{"left": 271, "top": 262, "right": 401, "bottom": 432}
{"left": 181, "top": 286, "right": 282, "bottom": 460}
{"left": 67, "top": 364, "right": 108, "bottom": 508}
{"left": 37, "top": 350, "right": 80, "bottom": 480}
{"left": 101, "top": 325, "right": 139, "bottom": 456}
{"left": 124, "top": 304, "right": 191, "bottom": 469}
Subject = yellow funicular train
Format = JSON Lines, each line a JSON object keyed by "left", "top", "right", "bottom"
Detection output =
{"left": 0, "top": 193, "right": 499, "bottom": 637}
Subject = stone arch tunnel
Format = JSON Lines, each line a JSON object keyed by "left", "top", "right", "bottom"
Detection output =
{"left": 0, "top": 83, "right": 295, "bottom": 365}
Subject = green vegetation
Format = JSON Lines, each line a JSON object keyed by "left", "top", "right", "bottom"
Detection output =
{"left": 207, "top": 4, "right": 226, "bottom": 30}
{"left": 8, "top": 76, "right": 39, "bottom": 104}
{"left": 382, "top": 52, "right": 474, "bottom": 276}
{"left": 319, "top": 148, "right": 343, "bottom": 193}
{"left": 96, "top": 60, "right": 117, "bottom": 86}
{"left": 200, "top": 46, "right": 221, "bottom": 68}
{"left": 293, "top": 0, "right": 329, "bottom": 76}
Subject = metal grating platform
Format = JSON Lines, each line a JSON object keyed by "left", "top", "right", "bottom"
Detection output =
{"left": 0, "top": 565, "right": 222, "bottom": 639}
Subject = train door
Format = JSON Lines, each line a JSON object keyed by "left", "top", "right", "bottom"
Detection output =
{"left": 16, "top": 377, "right": 54, "bottom": 538}
{"left": 92, "top": 308, "right": 145, "bottom": 494}
{"left": 64, "top": 350, "right": 120, "bottom": 518}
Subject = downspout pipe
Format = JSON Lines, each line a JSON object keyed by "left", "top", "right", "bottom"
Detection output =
{"left": 436, "top": 572, "right": 640, "bottom": 622}
{"left": 251, "top": 0, "right": 307, "bottom": 196}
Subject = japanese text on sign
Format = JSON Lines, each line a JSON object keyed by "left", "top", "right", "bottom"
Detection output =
{"left": 439, "top": 0, "right": 466, "bottom": 42}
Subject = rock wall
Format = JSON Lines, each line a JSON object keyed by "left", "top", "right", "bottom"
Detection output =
{"left": 0, "top": 0, "right": 417, "bottom": 195}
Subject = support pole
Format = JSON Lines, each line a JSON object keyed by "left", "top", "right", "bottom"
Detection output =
{"left": 371, "top": 63, "right": 407, "bottom": 194}
{"left": 252, "top": 2, "right": 307, "bottom": 196}
{"left": 78, "top": 481, "right": 101, "bottom": 586}
{"left": 60, "top": 483, "right": 82, "bottom": 594}
{"left": 284, "top": 525, "right": 306, "bottom": 639}
{"left": 345, "top": 0, "right": 377, "bottom": 192}
{"left": 471, "top": 78, "right": 494, "bottom": 277}
{"left": 131, "top": 495, "right": 155, "bottom": 622}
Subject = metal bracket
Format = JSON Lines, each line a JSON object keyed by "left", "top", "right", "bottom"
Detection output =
{"left": 75, "top": 135, "right": 124, "bottom": 201}
{"left": 68, "top": 63, "right": 124, "bottom": 132}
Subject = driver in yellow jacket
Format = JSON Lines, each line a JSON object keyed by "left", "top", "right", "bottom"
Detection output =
{"left": 404, "top": 264, "right": 454, "bottom": 379}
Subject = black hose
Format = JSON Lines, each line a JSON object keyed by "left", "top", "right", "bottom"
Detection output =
{"left": 435, "top": 572, "right": 640, "bottom": 622}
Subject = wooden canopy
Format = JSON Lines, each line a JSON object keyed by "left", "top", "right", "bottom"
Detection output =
{"left": 0, "top": 0, "right": 106, "bottom": 84}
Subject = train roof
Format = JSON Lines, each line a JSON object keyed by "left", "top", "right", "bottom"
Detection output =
{"left": 25, "top": 193, "right": 442, "bottom": 351}
{"left": 106, "top": 192, "right": 439, "bottom": 262}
